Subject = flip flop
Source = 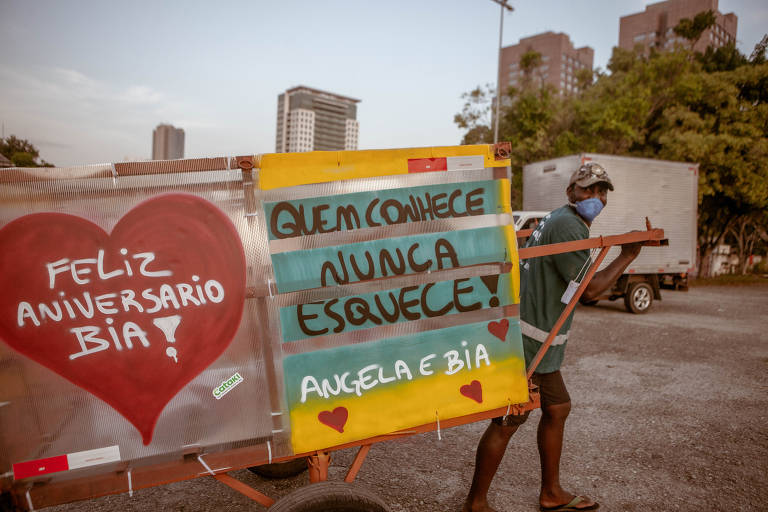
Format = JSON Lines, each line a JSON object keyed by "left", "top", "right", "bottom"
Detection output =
{"left": 540, "top": 495, "right": 599, "bottom": 511}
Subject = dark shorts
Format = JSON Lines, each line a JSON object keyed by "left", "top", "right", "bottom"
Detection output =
{"left": 492, "top": 370, "right": 571, "bottom": 427}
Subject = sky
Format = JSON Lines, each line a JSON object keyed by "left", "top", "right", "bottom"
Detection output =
{"left": 0, "top": 0, "right": 765, "bottom": 167}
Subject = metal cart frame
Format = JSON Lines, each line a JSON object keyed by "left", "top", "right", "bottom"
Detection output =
{"left": 4, "top": 220, "right": 665, "bottom": 510}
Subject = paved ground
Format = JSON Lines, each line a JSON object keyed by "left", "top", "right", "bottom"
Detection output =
{"left": 47, "top": 284, "right": 768, "bottom": 511}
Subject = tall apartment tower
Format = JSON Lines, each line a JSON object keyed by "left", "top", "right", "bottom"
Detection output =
{"left": 276, "top": 86, "right": 360, "bottom": 153}
{"left": 499, "top": 32, "right": 594, "bottom": 96}
{"left": 619, "top": 0, "right": 737, "bottom": 55}
{"left": 152, "top": 124, "right": 185, "bottom": 160}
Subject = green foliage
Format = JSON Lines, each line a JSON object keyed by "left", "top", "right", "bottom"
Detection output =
{"left": 11, "top": 152, "right": 37, "bottom": 167}
{"left": 454, "top": 34, "right": 768, "bottom": 275}
{"left": 698, "top": 43, "right": 747, "bottom": 72}
{"left": 751, "top": 257, "right": 768, "bottom": 275}
{"left": 1, "top": 135, "right": 40, "bottom": 161}
{"left": 673, "top": 9, "right": 716, "bottom": 48}
{"left": 0, "top": 135, "right": 53, "bottom": 167}
{"left": 520, "top": 50, "right": 542, "bottom": 72}
{"left": 749, "top": 34, "right": 767, "bottom": 64}
{"left": 454, "top": 84, "right": 494, "bottom": 133}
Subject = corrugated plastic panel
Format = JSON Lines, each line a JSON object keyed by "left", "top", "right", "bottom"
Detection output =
{"left": 0, "top": 160, "right": 280, "bottom": 484}
{"left": 252, "top": 147, "right": 529, "bottom": 454}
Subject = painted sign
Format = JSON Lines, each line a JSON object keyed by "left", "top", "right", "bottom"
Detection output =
{"left": 283, "top": 317, "right": 527, "bottom": 453}
{"left": 255, "top": 145, "right": 526, "bottom": 454}
{"left": 0, "top": 194, "right": 247, "bottom": 444}
{"left": 272, "top": 226, "right": 516, "bottom": 294}
{"left": 264, "top": 180, "right": 508, "bottom": 240}
{"left": 280, "top": 274, "right": 514, "bottom": 342}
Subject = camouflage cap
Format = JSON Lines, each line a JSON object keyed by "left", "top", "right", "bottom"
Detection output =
{"left": 569, "top": 162, "right": 614, "bottom": 191}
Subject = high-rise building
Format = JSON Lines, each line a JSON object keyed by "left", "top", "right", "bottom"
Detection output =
{"left": 152, "top": 124, "right": 185, "bottom": 160}
{"left": 619, "top": 0, "right": 737, "bottom": 55}
{"left": 499, "top": 32, "right": 594, "bottom": 96}
{"left": 276, "top": 86, "right": 360, "bottom": 153}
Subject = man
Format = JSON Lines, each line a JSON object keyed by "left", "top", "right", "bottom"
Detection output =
{"left": 463, "top": 162, "right": 643, "bottom": 512}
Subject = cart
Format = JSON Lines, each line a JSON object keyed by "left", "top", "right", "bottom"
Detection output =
{"left": 0, "top": 145, "right": 665, "bottom": 511}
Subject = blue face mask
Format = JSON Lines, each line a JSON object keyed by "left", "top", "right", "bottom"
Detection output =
{"left": 573, "top": 197, "right": 604, "bottom": 222}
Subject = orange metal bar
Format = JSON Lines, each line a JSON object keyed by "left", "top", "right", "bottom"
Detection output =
{"left": 519, "top": 229, "right": 664, "bottom": 260}
{"left": 526, "top": 246, "right": 610, "bottom": 378}
{"left": 344, "top": 444, "right": 372, "bottom": 483}
{"left": 308, "top": 453, "right": 330, "bottom": 483}
{"left": 213, "top": 473, "right": 275, "bottom": 507}
{"left": 516, "top": 228, "right": 534, "bottom": 238}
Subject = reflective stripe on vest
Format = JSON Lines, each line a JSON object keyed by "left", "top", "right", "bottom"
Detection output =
{"left": 520, "top": 320, "right": 569, "bottom": 346}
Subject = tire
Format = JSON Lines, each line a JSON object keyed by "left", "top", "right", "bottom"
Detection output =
{"left": 624, "top": 281, "right": 653, "bottom": 314}
{"left": 247, "top": 458, "right": 308, "bottom": 479}
{"left": 269, "top": 481, "right": 390, "bottom": 512}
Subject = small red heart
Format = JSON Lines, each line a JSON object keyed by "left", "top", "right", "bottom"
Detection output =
{"left": 460, "top": 380, "right": 483, "bottom": 404}
{"left": 318, "top": 407, "right": 348, "bottom": 433}
{"left": 488, "top": 319, "right": 509, "bottom": 341}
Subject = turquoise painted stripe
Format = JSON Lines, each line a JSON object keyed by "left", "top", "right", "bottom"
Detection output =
{"left": 283, "top": 317, "right": 522, "bottom": 408}
{"left": 265, "top": 180, "right": 502, "bottom": 240}
{"left": 272, "top": 226, "right": 510, "bottom": 293}
{"left": 280, "top": 274, "right": 512, "bottom": 342}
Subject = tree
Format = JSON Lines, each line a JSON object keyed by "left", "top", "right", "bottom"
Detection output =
{"left": 455, "top": 37, "right": 768, "bottom": 276}
{"left": 727, "top": 210, "right": 768, "bottom": 274}
{"left": 519, "top": 50, "right": 543, "bottom": 89}
{"left": 697, "top": 42, "right": 747, "bottom": 72}
{"left": 0, "top": 135, "right": 53, "bottom": 167}
{"left": 673, "top": 9, "right": 716, "bottom": 50}
{"left": 749, "top": 34, "right": 768, "bottom": 64}
{"left": 453, "top": 84, "right": 494, "bottom": 144}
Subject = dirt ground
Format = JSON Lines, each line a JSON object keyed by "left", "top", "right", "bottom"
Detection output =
{"left": 46, "top": 283, "right": 768, "bottom": 511}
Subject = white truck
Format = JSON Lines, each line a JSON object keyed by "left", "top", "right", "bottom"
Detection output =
{"left": 521, "top": 153, "right": 698, "bottom": 313}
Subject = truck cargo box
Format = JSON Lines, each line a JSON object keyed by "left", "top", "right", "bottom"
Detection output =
{"left": 522, "top": 153, "right": 698, "bottom": 312}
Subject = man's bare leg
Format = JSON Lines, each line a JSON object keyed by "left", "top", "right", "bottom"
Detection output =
{"left": 462, "top": 421, "right": 518, "bottom": 512}
{"left": 537, "top": 401, "right": 597, "bottom": 510}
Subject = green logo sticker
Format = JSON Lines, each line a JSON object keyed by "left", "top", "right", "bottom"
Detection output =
{"left": 213, "top": 372, "right": 243, "bottom": 399}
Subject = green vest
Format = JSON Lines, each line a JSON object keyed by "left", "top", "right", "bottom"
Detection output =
{"left": 520, "top": 205, "right": 589, "bottom": 373}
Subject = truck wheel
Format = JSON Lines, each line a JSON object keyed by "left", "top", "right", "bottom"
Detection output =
{"left": 269, "top": 481, "right": 390, "bottom": 512}
{"left": 247, "top": 458, "right": 307, "bottom": 479}
{"left": 624, "top": 282, "right": 653, "bottom": 314}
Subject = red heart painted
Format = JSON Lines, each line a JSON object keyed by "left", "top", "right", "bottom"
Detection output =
{"left": 487, "top": 319, "right": 509, "bottom": 341}
{"left": 460, "top": 380, "right": 483, "bottom": 404}
{"left": 318, "top": 407, "right": 348, "bottom": 433}
{"left": 0, "top": 194, "right": 246, "bottom": 445}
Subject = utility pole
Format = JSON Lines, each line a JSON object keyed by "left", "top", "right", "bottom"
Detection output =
{"left": 489, "top": 0, "right": 514, "bottom": 143}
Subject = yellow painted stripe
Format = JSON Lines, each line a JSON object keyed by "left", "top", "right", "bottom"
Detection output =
{"left": 289, "top": 356, "right": 527, "bottom": 453}
{"left": 502, "top": 224, "right": 521, "bottom": 304}
{"left": 257, "top": 145, "right": 511, "bottom": 190}
{"left": 498, "top": 178, "right": 511, "bottom": 214}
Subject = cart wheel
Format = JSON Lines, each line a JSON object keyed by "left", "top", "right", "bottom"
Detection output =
{"left": 624, "top": 282, "right": 653, "bottom": 314}
{"left": 247, "top": 458, "right": 308, "bottom": 479}
{"left": 269, "top": 481, "right": 390, "bottom": 512}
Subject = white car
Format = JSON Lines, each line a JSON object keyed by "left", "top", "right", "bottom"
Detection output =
{"left": 512, "top": 210, "right": 550, "bottom": 231}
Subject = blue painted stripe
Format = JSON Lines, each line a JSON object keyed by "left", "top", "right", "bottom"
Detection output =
{"left": 272, "top": 227, "right": 510, "bottom": 293}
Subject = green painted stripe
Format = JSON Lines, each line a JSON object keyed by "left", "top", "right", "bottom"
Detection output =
{"left": 272, "top": 226, "right": 510, "bottom": 293}
{"left": 280, "top": 274, "right": 512, "bottom": 342}
{"left": 265, "top": 180, "right": 503, "bottom": 240}
{"left": 283, "top": 317, "right": 522, "bottom": 408}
